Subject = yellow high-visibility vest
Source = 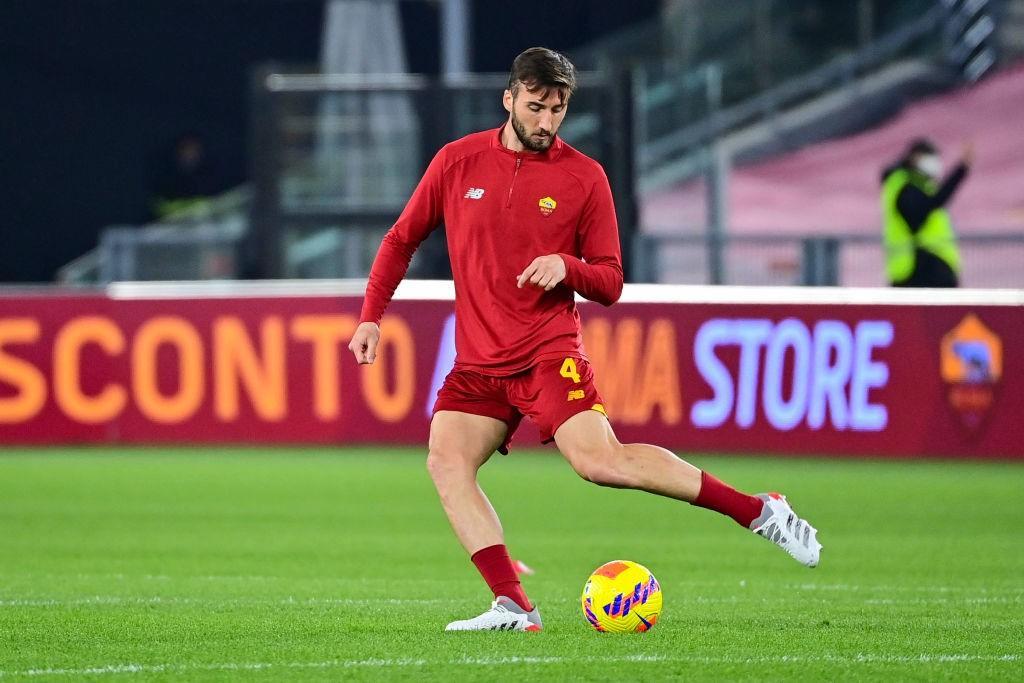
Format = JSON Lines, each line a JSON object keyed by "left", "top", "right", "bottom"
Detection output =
{"left": 881, "top": 169, "right": 961, "bottom": 283}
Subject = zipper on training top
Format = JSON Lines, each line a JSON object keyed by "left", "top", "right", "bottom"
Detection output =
{"left": 506, "top": 156, "right": 522, "bottom": 209}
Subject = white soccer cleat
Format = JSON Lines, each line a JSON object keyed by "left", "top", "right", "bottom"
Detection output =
{"left": 750, "top": 493, "right": 822, "bottom": 568}
{"left": 444, "top": 596, "right": 543, "bottom": 632}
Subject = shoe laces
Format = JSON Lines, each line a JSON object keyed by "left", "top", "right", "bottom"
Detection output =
{"left": 785, "top": 512, "right": 813, "bottom": 547}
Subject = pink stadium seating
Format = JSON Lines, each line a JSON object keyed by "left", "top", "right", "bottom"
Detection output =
{"left": 643, "top": 63, "right": 1024, "bottom": 286}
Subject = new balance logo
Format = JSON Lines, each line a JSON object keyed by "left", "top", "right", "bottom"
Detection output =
{"left": 464, "top": 187, "right": 485, "bottom": 200}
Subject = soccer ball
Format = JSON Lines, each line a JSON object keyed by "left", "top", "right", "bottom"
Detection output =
{"left": 581, "top": 560, "right": 662, "bottom": 633}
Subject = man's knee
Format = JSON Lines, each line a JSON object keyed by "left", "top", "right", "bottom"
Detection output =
{"left": 565, "top": 442, "right": 632, "bottom": 488}
{"left": 426, "top": 438, "right": 478, "bottom": 487}
{"left": 426, "top": 446, "right": 456, "bottom": 483}
{"left": 427, "top": 412, "right": 504, "bottom": 487}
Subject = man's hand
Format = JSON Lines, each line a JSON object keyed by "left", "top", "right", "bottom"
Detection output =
{"left": 348, "top": 322, "right": 381, "bottom": 364}
{"left": 961, "top": 141, "right": 974, "bottom": 166}
{"left": 516, "top": 254, "right": 567, "bottom": 291}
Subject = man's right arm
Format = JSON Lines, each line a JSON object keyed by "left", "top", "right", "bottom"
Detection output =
{"left": 350, "top": 148, "right": 447, "bottom": 365}
{"left": 359, "top": 148, "right": 448, "bottom": 325}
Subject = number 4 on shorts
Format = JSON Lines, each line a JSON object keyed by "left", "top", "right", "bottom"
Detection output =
{"left": 559, "top": 358, "right": 581, "bottom": 384}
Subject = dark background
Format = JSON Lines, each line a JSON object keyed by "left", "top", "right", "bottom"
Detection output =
{"left": 0, "top": 0, "right": 657, "bottom": 282}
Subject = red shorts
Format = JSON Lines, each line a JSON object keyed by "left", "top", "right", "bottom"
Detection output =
{"left": 433, "top": 356, "right": 608, "bottom": 454}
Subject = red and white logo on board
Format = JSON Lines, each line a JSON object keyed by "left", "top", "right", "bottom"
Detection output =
{"left": 940, "top": 313, "right": 1002, "bottom": 436}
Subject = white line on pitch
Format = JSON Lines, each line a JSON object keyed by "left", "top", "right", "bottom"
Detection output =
{"left": 3, "top": 593, "right": 1022, "bottom": 609}
{"left": 0, "top": 596, "right": 463, "bottom": 608}
{"left": 1, "top": 653, "right": 1020, "bottom": 678}
{"left": 4, "top": 573, "right": 1021, "bottom": 596}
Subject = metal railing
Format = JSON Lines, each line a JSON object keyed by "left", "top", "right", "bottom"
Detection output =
{"left": 58, "top": 187, "right": 251, "bottom": 284}
{"left": 633, "top": 232, "right": 1024, "bottom": 287}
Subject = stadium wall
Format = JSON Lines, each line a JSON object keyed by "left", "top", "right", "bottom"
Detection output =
{"left": 1, "top": 282, "right": 1021, "bottom": 458}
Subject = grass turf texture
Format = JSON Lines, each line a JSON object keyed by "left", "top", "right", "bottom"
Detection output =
{"left": 0, "top": 448, "right": 1021, "bottom": 682}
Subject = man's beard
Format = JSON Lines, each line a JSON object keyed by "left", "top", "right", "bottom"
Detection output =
{"left": 511, "top": 112, "right": 553, "bottom": 152}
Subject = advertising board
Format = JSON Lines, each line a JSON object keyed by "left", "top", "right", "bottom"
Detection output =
{"left": 1, "top": 283, "right": 1020, "bottom": 457}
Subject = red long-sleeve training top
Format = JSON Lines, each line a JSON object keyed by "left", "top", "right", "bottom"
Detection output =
{"left": 360, "top": 125, "right": 623, "bottom": 375}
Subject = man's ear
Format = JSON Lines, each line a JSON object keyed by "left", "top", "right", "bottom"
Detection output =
{"left": 502, "top": 89, "right": 513, "bottom": 114}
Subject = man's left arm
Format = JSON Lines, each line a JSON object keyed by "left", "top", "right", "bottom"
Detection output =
{"left": 560, "top": 171, "right": 624, "bottom": 305}
{"left": 516, "top": 170, "right": 623, "bottom": 305}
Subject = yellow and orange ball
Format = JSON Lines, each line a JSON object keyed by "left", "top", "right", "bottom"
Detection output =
{"left": 581, "top": 560, "right": 662, "bottom": 633}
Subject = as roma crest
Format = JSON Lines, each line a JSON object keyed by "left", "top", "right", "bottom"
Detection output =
{"left": 538, "top": 196, "right": 557, "bottom": 217}
{"left": 940, "top": 313, "right": 1002, "bottom": 435}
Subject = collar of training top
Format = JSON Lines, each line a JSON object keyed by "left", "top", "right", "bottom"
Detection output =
{"left": 490, "top": 124, "right": 564, "bottom": 160}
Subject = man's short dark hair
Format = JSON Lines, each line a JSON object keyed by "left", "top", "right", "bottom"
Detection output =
{"left": 507, "top": 47, "right": 577, "bottom": 101}
{"left": 906, "top": 138, "right": 939, "bottom": 158}
{"left": 899, "top": 137, "right": 939, "bottom": 169}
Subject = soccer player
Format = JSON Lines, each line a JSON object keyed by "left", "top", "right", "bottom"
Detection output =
{"left": 349, "top": 47, "right": 822, "bottom": 632}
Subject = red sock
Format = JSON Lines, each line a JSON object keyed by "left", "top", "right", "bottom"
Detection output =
{"left": 471, "top": 544, "right": 533, "bottom": 611}
{"left": 692, "top": 471, "right": 764, "bottom": 528}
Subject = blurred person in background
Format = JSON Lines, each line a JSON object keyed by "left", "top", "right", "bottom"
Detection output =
{"left": 152, "top": 132, "right": 221, "bottom": 220}
{"left": 348, "top": 47, "right": 822, "bottom": 633}
{"left": 881, "top": 138, "right": 972, "bottom": 288}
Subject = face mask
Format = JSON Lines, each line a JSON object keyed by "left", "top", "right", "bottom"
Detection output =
{"left": 916, "top": 154, "right": 942, "bottom": 178}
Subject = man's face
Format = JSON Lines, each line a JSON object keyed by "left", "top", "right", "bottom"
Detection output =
{"left": 913, "top": 151, "right": 943, "bottom": 179}
{"left": 503, "top": 83, "right": 569, "bottom": 152}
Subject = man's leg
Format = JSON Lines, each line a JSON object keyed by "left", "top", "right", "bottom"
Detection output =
{"left": 427, "top": 410, "right": 536, "bottom": 618}
{"left": 553, "top": 410, "right": 821, "bottom": 567}
{"left": 427, "top": 410, "right": 507, "bottom": 554}
{"left": 552, "top": 410, "right": 754, "bottom": 515}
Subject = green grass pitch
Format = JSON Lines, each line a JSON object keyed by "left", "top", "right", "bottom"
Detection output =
{"left": 1, "top": 447, "right": 1022, "bottom": 681}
